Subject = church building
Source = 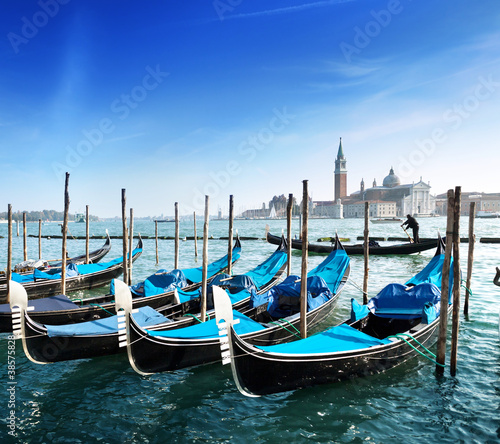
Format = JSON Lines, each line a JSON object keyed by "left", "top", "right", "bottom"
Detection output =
{"left": 312, "top": 139, "right": 436, "bottom": 218}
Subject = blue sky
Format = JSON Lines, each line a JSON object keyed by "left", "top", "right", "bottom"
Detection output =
{"left": 1, "top": 0, "right": 499, "bottom": 217}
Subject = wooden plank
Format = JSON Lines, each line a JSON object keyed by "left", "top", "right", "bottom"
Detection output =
{"left": 300, "top": 181, "right": 309, "bottom": 339}
{"left": 436, "top": 189, "right": 455, "bottom": 374}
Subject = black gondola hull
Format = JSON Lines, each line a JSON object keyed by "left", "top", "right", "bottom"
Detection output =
{"left": 0, "top": 234, "right": 112, "bottom": 286}
{"left": 267, "top": 232, "right": 438, "bottom": 255}
{"left": 127, "top": 265, "right": 349, "bottom": 374}
{"left": 21, "top": 314, "right": 121, "bottom": 363}
{"left": 0, "top": 238, "right": 240, "bottom": 332}
{"left": 228, "top": 309, "right": 445, "bottom": 396}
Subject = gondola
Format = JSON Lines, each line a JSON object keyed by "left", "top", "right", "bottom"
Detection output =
{"left": 216, "top": 235, "right": 454, "bottom": 397}
{"left": 0, "top": 236, "right": 142, "bottom": 303}
{"left": 8, "top": 239, "right": 286, "bottom": 363}
{"left": 121, "top": 236, "right": 349, "bottom": 374}
{"left": 0, "top": 237, "right": 241, "bottom": 332}
{"left": 266, "top": 231, "right": 438, "bottom": 255}
{"left": 0, "top": 232, "right": 112, "bottom": 284}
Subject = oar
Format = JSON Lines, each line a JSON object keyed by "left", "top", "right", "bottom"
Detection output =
{"left": 401, "top": 225, "right": 414, "bottom": 243}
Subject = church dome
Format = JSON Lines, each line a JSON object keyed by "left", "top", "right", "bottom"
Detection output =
{"left": 382, "top": 167, "right": 400, "bottom": 188}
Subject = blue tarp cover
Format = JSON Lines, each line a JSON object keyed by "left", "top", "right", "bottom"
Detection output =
{"left": 76, "top": 247, "right": 141, "bottom": 275}
{"left": 181, "top": 245, "right": 242, "bottom": 283}
{"left": 307, "top": 248, "right": 350, "bottom": 294}
{"left": 146, "top": 309, "right": 266, "bottom": 339}
{"left": 11, "top": 272, "right": 37, "bottom": 284}
{"left": 10, "top": 247, "right": 142, "bottom": 284}
{"left": 127, "top": 269, "right": 188, "bottom": 297}
{"left": 0, "top": 294, "right": 80, "bottom": 313}
{"left": 367, "top": 282, "right": 441, "bottom": 319}
{"left": 46, "top": 306, "right": 169, "bottom": 337}
{"left": 250, "top": 275, "right": 333, "bottom": 318}
{"left": 243, "top": 249, "right": 287, "bottom": 290}
{"left": 405, "top": 253, "right": 454, "bottom": 302}
{"left": 350, "top": 298, "right": 369, "bottom": 322}
{"left": 256, "top": 323, "right": 391, "bottom": 354}
{"left": 34, "top": 263, "right": 79, "bottom": 280}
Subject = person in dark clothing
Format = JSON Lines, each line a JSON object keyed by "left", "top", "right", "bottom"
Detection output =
{"left": 401, "top": 214, "right": 420, "bottom": 243}
{"left": 494, "top": 267, "right": 500, "bottom": 287}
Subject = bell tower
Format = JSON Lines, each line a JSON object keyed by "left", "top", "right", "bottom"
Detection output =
{"left": 334, "top": 137, "right": 347, "bottom": 201}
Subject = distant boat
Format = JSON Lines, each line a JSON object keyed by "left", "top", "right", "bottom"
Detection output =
{"left": 370, "top": 218, "right": 403, "bottom": 224}
{"left": 75, "top": 213, "right": 86, "bottom": 223}
{"left": 476, "top": 210, "right": 500, "bottom": 219}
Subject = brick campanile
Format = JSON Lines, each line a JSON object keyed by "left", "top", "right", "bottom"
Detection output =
{"left": 334, "top": 137, "right": 347, "bottom": 201}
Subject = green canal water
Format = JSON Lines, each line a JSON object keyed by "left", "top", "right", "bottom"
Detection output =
{"left": 0, "top": 217, "right": 499, "bottom": 443}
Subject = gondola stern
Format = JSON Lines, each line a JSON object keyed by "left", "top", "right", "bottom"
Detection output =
{"left": 114, "top": 279, "right": 132, "bottom": 350}
{"left": 114, "top": 279, "right": 153, "bottom": 375}
{"left": 332, "top": 232, "right": 345, "bottom": 251}
{"left": 213, "top": 286, "right": 260, "bottom": 397}
{"left": 434, "top": 231, "right": 446, "bottom": 256}
{"left": 8, "top": 281, "right": 47, "bottom": 365}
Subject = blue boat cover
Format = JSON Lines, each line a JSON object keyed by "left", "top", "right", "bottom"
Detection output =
{"left": 33, "top": 263, "right": 80, "bottom": 280}
{"left": 205, "top": 274, "right": 258, "bottom": 309}
{"left": 46, "top": 306, "right": 169, "bottom": 337}
{"left": 250, "top": 275, "right": 333, "bottom": 318}
{"left": 243, "top": 249, "right": 287, "bottom": 290}
{"left": 422, "top": 301, "right": 438, "bottom": 324}
{"left": 181, "top": 244, "right": 242, "bottom": 283}
{"left": 146, "top": 309, "right": 266, "bottom": 339}
{"left": 126, "top": 269, "right": 188, "bottom": 297}
{"left": 0, "top": 294, "right": 81, "bottom": 313}
{"left": 11, "top": 272, "right": 38, "bottom": 283}
{"left": 10, "top": 247, "right": 142, "bottom": 284}
{"left": 405, "top": 253, "right": 454, "bottom": 302}
{"left": 367, "top": 282, "right": 441, "bottom": 319}
{"left": 76, "top": 247, "right": 141, "bottom": 274}
{"left": 256, "top": 323, "right": 391, "bottom": 354}
{"left": 350, "top": 298, "right": 369, "bottom": 322}
{"left": 307, "top": 248, "right": 350, "bottom": 294}
{"left": 209, "top": 274, "right": 258, "bottom": 294}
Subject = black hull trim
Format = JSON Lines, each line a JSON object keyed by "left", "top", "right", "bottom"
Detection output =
{"left": 266, "top": 232, "right": 438, "bottom": 255}
{"left": 0, "top": 238, "right": 241, "bottom": 332}
{"left": 228, "top": 306, "right": 450, "bottom": 397}
{"left": 126, "top": 265, "right": 349, "bottom": 374}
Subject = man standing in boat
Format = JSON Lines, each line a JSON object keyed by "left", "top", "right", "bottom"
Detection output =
{"left": 401, "top": 214, "right": 420, "bottom": 243}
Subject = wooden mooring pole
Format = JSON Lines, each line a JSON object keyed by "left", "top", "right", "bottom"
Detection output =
{"left": 121, "top": 189, "right": 129, "bottom": 286}
{"left": 200, "top": 196, "right": 209, "bottom": 322}
{"left": 464, "top": 201, "right": 475, "bottom": 315}
{"left": 174, "top": 202, "right": 179, "bottom": 269}
{"left": 128, "top": 208, "right": 134, "bottom": 285}
{"left": 38, "top": 219, "right": 42, "bottom": 260}
{"left": 450, "top": 186, "right": 461, "bottom": 376}
{"left": 155, "top": 220, "right": 159, "bottom": 266}
{"left": 227, "top": 195, "right": 234, "bottom": 275}
{"left": 287, "top": 193, "right": 293, "bottom": 276}
{"left": 363, "top": 201, "right": 369, "bottom": 304}
{"left": 23, "top": 212, "right": 27, "bottom": 261}
{"left": 436, "top": 189, "right": 455, "bottom": 374}
{"left": 61, "top": 173, "right": 70, "bottom": 295}
{"left": 300, "top": 180, "right": 309, "bottom": 339}
{"left": 7, "top": 205, "right": 12, "bottom": 302}
{"left": 193, "top": 212, "right": 198, "bottom": 259}
{"left": 85, "top": 205, "right": 90, "bottom": 264}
